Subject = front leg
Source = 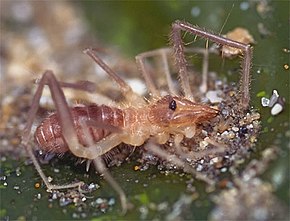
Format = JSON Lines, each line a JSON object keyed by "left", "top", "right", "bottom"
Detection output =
{"left": 171, "top": 20, "right": 252, "bottom": 110}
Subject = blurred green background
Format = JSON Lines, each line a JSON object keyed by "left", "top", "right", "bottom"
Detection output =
{"left": 1, "top": 1, "right": 289, "bottom": 220}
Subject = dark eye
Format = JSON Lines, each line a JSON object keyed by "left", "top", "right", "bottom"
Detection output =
{"left": 169, "top": 99, "right": 177, "bottom": 110}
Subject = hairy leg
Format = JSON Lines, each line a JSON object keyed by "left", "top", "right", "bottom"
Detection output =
{"left": 136, "top": 48, "right": 178, "bottom": 96}
{"left": 23, "top": 70, "right": 128, "bottom": 211}
{"left": 171, "top": 20, "right": 252, "bottom": 109}
{"left": 93, "top": 157, "right": 128, "bottom": 214}
{"left": 84, "top": 48, "right": 146, "bottom": 107}
{"left": 79, "top": 118, "right": 128, "bottom": 213}
{"left": 145, "top": 141, "right": 214, "bottom": 185}
{"left": 199, "top": 42, "right": 210, "bottom": 94}
{"left": 24, "top": 143, "right": 84, "bottom": 191}
{"left": 22, "top": 70, "right": 86, "bottom": 190}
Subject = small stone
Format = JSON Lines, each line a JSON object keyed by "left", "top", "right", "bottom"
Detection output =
{"left": 271, "top": 103, "right": 283, "bottom": 115}
{"left": 108, "top": 198, "right": 115, "bottom": 206}
{"left": 199, "top": 140, "right": 209, "bottom": 149}
{"left": 261, "top": 97, "right": 270, "bottom": 107}
{"left": 250, "top": 136, "right": 257, "bottom": 143}
{"left": 37, "top": 193, "right": 42, "bottom": 199}
{"left": 221, "top": 130, "right": 229, "bottom": 138}
{"left": 206, "top": 90, "right": 223, "bottom": 103}
{"left": 232, "top": 126, "right": 239, "bottom": 132}
{"left": 53, "top": 168, "right": 60, "bottom": 173}
{"left": 59, "top": 197, "right": 72, "bottom": 206}
{"left": 221, "top": 167, "right": 227, "bottom": 172}
{"left": 196, "top": 164, "right": 203, "bottom": 171}
{"left": 51, "top": 192, "right": 58, "bottom": 200}
{"left": 269, "top": 89, "right": 279, "bottom": 107}
{"left": 228, "top": 131, "right": 235, "bottom": 139}
{"left": 210, "top": 157, "right": 219, "bottom": 164}
{"left": 96, "top": 198, "right": 104, "bottom": 204}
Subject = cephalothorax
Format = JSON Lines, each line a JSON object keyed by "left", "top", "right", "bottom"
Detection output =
{"left": 22, "top": 20, "right": 252, "bottom": 213}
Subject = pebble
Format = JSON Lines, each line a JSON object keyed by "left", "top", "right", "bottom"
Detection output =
{"left": 108, "top": 197, "right": 115, "bottom": 206}
{"left": 53, "top": 168, "right": 60, "bottom": 173}
{"left": 271, "top": 103, "right": 283, "bottom": 116}
{"left": 228, "top": 131, "right": 235, "bottom": 139}
{"left": 51, "top": 192, "right": 58, "bottom": 200}
{"left": 220, "top": 167, "right": 227, "bottom": 172}
{"left": 96, "top": 198, "right": 104, "bottom": 204}
{"left": 37, "top": 193, "right": 42, "bottom": 199}
{"left": 269, "top": 90, "right": 279, "bottom": 107}
{"left": 206, "top": 90, "right": 223, "bottom": 103}
{"left": 199, "top": 140, "right": 209, "bottom": 149}
{"left": 261, "top": 97, "right": 270, "bottom": 107}
{"left": 210, "top": 157, "right": 219, "bottom": 164}
{"left": 232, "top": 126, "right": 239, "bottom": 132}
{"left": 196, "top": 164, "right": 203, "bottom": 171}
{"left": 59, "top": 197, "right": 72, "bottom": 206}
{"left": 221, "top": 130, "right": 228, "bottom": 137}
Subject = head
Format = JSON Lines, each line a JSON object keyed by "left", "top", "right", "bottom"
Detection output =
{"left": 148, "top": 95, "right": 218, "bottom": 128}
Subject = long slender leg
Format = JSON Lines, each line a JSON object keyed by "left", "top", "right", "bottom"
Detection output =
{"left": 22, "top": 70, "right": 87, "bottom": 190}
{"left": 199, "top": 41, "right": 209, "bottom": 94}
{"left": 160, "top": 49, "right": 178, "bottom": 95}
{"left": 24, "top": 143, "right": 84, "bottom": 191}
{"left": 145, "top": 141, "right": 214, "bottom": 185}
{"left": 78, "top": 116, "right": 128, "bottom": 213}
{"left": 71, "top": 91, "right": 118, "bottom": 107}
{"left": 23, "top": 70, "right": 128, "bottom": 210}
{"left": 136, "top": 48, "right": 178, "bottom": 97}
{"left": 135, "top": 51, "right": 160, "bottom": 97}
{"left": 83, "top": 48, "right": 146, "bottom": 106}
{"left": 58, "top": 80, "right": 96, "bottom": 93}
{"left": 171, "top": 20, "right": 252, "bottom": 110}
{"left": 175, "top": 137, "right": 227, "bottom": 161}
{"left": 93, "top": 157, "right": 128, "bottom": 214}
{"left": 170, "top": 24, "right": 194, "bottom": 101}
{"left": 22, "top": 71, "right": 117, "bottom": 184}
{"left": 184, "top": 47, "right": 217, "bottom": 95}
{"left": 44, "top": 78, "right": 119, "bottom": 106}
{"left": 74, "top": 132, "right": 124, "bottom": 160}
{"left": 22, "top": 71, "right": 90, "bottom": 160}
{"left": 22, "top": 70, "right": 77, "bottom": 146}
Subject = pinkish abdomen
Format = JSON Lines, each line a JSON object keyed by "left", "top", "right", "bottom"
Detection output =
{"left": 34, "top": 105, "right": 124, "bottom": 153}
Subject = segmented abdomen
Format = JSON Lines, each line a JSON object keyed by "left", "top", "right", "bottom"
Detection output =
{"left": 34, "top": 104, "right": 124, "bottom": 153}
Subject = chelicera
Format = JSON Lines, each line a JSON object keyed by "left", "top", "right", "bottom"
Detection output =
{"left": 21, "top": 20, "right": 253, "bottom": 213}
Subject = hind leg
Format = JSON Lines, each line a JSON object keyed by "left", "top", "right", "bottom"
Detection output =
{"left": 24, "top": 143, "right": 84, "bottom": 191}
{"left": 22, "top": 70, "right": 88, "bottom": 191}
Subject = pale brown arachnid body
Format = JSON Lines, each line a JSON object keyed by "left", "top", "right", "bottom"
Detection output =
{"left": 21, "top": 21, "right": 252, "bottom": 213}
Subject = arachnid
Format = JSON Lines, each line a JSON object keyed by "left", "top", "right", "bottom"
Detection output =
{"left": 22, "top": 20, "right": 257, "bottom": 213}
